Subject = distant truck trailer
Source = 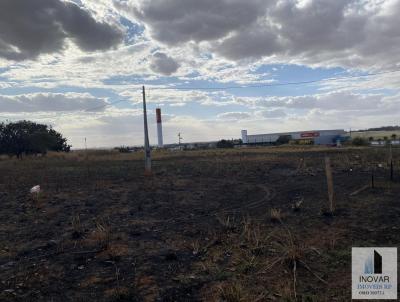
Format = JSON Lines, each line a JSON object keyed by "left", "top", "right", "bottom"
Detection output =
{"left": 241, "top": 129, "right": 346, "bottom": 145}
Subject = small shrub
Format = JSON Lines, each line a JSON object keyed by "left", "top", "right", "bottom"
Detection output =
{"left": 277, "top": 135, "right": 292, "bottom": 145}
{"left": 87, "top": 219, "right": 111, "bottom": 249}
{"left": 115, "top": 146, "right": 131, "bottom": 153}
{"left": 218, "top": 283, "right": 245, "bottom": 302}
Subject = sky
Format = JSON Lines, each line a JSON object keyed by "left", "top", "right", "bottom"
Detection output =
{"left": 1, "top": 0, "right": 400, "bottom": 148}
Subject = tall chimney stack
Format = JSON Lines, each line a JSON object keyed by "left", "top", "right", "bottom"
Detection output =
{"left": 156, "top": 108, "right": 164, "bottom": 148}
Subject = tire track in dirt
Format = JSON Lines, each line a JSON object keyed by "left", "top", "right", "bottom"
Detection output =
{"left": 154, "top": 182, "right": 276, "bottom": 229}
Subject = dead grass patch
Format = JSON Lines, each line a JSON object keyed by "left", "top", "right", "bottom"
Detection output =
{"left": 270, "top": 208, "right": 284, "bottom": 222}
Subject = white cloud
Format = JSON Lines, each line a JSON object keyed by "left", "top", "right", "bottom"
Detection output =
{"left": 261, "top": 91, "right": 400, "bottom": 113}
{"left": 0, "top": 92, "right": 108, "bottom": 112}
{"left": 1, "top": 0, "right": 400, "bottom": 148}
{"left": 259, "top": 109, "right": 287, "bottom": 118}
{"left": 2, "top": 89, "right": 399, "bottom": 148}
{"left": 217, "top": 111, "right": 252, "bottom": 120}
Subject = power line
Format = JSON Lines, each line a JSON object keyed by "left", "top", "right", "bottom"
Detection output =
{"left": 83, "top": 99, "right": 129, "bottom": 112}
{"left": 1, "top": 68, "right": 399, "bottom": 121}
{"left": 151, "top": 68, "right": 400, "bottom": 91}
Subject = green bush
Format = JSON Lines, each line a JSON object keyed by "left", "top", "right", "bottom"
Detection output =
{"left": 0, "top": 120, "right": 70, "bottom": 158}
{"left": 352, "top": 137, "right": 368, "bottom": 146}
{"left": 217, "top": 139, "right": 234, "bottom": 149}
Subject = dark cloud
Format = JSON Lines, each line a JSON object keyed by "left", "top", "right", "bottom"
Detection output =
{"left": 0, "top": 0, "right": 123, "bottom": 61}
{"left": 215, "top": 25, "right": 281, "bottom": 60}
{"left": 118, "top": 0, "right": 400, "bottom": 68}
{"left": 150, "top": 52, "right": 180, "bottom": 75}
{"left": 0, "top": 93, "right": 108, "bottom": 112}
{"left": 122, "top": 0, "right": 267, "bottom": 44}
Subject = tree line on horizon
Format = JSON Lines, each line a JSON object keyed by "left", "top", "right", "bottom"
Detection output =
{"left": 0, "top": 120, "right": 70, "bottom": 158}
{"left": 357, "top": 125, "right": 400, "bottom": 132}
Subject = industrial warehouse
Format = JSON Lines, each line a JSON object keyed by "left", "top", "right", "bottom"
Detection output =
{"left": 241, "top": 129, "right": 347, "bottom": 145}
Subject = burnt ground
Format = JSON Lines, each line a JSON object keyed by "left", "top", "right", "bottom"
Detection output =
{"left": 0, "top": 146, "right": 399, "bottom": 301}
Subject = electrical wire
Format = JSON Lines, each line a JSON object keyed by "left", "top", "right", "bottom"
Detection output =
{"left": 82, "top": 99, "right": 130, "bottom": 112}
{"left": 1, "top": 68, "right": 399, "bottom": 120}
{"left": 150, "top": 68, "right": 400, "bottom": 91}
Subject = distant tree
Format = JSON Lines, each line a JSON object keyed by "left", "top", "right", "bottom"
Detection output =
{"left": 391, "top": 134, "right": 397, "bottom": 140}
{"left": 368, "top": 126, "right": 400, "bottom": 131}
{"left": 368, "top": 136, "right": 374, "bottom": 142}
{"left": 276, "top": 135, "right": 291, "bottom": 145}
{"left": 115, "top": 146, "right": 131, "bottom": 153}
{"left": 216, "top": 139, "right": 234, "bottom": 149}
{"left": 0, "top": 122, "right": 5, "bottom": 155}
{"left": 352, "top": 137, "right": 368, "bottom": 146}
{"left": 0, "top": 120, "right": 70, "bottom": 158}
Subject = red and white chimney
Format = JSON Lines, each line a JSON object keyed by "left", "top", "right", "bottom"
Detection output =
{"left": 156, "top": 108, "right": 164, "bottom": 148}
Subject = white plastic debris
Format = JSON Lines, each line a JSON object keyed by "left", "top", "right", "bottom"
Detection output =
{"left": 30, "top": 185, "right": 41, "bottom": 194}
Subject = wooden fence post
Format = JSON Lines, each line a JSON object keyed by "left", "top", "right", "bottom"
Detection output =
{"left": 325, "top": 157, "right": 335, "bottom": 214}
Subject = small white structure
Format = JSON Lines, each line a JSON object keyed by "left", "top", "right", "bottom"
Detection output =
{"left": 371, "top": 141, "right": 385, "bottom": 146}
{"left": 241, "top": 130, "right": 248, "bottom": 144}
{"left": 30, "top": 185, "right": 41, "bottom": 194}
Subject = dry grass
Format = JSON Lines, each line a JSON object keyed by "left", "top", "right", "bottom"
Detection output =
{"left": 291, "top": 197, "right": 304, "bottom": 212}
{"left": 270, "top": 208, "right": 284, "bottom": 222}
{"left": 217, "top": 282, "right": 246, "bottom": 302}
{"left": 1, "top": 145, "right": 399, "bottom": 301}
{"left": 216, "top": 215, "right": 236, "bottom": 231}
{"left": 240, "top": 216, "right": 267, "bottom": 251}
{"left": 104, "top": 287, "right": 139, "bottom": 302}
{"left": 71, "top": 214, "right": 82, "bottom": 239}
{"left": 105, "top": 243, "right": 130, "bottom": 261}
{"left": 85, "top": 219, "right": 111, "bottom": 250}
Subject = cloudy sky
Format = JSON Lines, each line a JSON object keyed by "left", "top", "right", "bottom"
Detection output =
{"left": 1, "top": 0, "right": 400, "bottom": 148}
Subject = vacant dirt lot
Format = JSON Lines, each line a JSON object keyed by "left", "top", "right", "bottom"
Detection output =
{"left": 0, "top": 146, "right": 399, "bottom": 301}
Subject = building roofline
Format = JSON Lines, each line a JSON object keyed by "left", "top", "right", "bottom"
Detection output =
{"left": 246, "top": 129, "right": 345, "bottom": 137}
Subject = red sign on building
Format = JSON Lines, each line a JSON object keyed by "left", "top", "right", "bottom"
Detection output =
{"left": 301, "top": 132, "right": 320, "bottom": 138}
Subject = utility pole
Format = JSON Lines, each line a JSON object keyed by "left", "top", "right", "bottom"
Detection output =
{"left": 389, "top": 143, "right": 393, "bottom": 181}
{"left": 84, "top": 137, "right": 88, "bottom": 160}
{"left": 142, "top": 86, "right": 151, "bottom": 175}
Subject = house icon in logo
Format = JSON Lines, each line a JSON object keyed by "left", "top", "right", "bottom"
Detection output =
{"left": 364, "top": 250, "right": 382, "bottom": 274}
